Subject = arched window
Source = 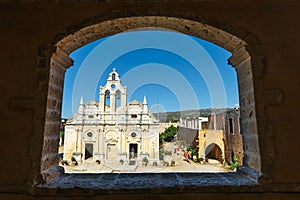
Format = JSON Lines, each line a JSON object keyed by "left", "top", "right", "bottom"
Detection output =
{"left": 112, "top": 73, "right": 116, "bottom": 80}
{"left": 105, "top": 90, "right": 110, "bottom": 109}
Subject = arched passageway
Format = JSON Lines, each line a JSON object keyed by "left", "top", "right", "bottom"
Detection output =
{"left": 205, "top": 143, "right": 222, "bottom": 161}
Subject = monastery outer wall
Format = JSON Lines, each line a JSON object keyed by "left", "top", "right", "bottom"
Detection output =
{"left": 177, "top": 126, "right": 198, "bottom": 149}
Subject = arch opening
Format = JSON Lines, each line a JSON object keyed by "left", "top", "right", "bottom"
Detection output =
{"left": 40, "top": 16, "right": 265, "bottom": 187}
{"left": 105, "top": 90, "right": 110, "bottom": 110}
{"left": 205, "top": 143, "right": 223, "bottom": 161}
{"left": 115, "top": 90, "right": 121, "bottom": 108}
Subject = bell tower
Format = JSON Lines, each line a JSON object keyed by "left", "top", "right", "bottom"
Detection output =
{"left": 99, "top": 68, "right": 127, "bottom": 112}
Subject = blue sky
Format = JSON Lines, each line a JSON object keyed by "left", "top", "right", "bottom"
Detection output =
{"left": 61, "top": 30, "right": 239, "bottom": 118}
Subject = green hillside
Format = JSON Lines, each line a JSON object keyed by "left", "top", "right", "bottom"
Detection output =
{"left": 153, "top": 108, "right": 234, "bottom": 123}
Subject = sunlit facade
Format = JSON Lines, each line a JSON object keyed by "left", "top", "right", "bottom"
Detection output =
{"left": 63, "top": 69, "right": 160, "bottom": 165}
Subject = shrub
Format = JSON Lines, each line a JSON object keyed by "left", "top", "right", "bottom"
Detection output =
{"left": 59, "top": 131, "right": 64, "bottom": 138}
{"left": 220, "top": 158, "right": 224, "bottom": 164}
{"left": 229, "top": 156, "right": 239, "bottom": 170}
{"left": 159, "top": 125, "right": 178, "bottom": 144}
{"left": 191, "top": 149, "right": 198, "bottom": 157}
{"left": 187, "top": 146, "right": 193, "bottom": 152}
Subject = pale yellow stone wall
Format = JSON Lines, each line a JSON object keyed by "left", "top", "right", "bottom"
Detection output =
{"left": 198, "top": 130, "right": 224, "bottom": 160}
{"left": 64, "top": 123, "right": 159, "bottom": 162}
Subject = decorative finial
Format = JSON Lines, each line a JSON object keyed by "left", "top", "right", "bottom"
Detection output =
{"left": 113, "top": 68, "right": 116, "bottom": 72}
{"left": 143, "top": 96, "right": 147, "bottom": 105}
{"left": 80, "top": 96, "right": 84, "bottom": 105}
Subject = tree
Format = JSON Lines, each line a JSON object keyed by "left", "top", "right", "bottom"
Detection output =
{"left": 159, "top": 125, "right": 178, "bottom": 145}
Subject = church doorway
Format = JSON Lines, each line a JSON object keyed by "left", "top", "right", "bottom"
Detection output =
{"left": 107, "top": 143, "right": 117, "bottom": 160}
{"left": 129, "top": 144, "right": 138, "bottom": 159}
{"left": 84, "top": 143, "right": 93, "bottom": 160}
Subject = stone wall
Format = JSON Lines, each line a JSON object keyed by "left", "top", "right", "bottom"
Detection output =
{"left": 198, "top": 130, "right": 225, "bottom": 161}
{"left": 0, "top": 1, "right": 299, "bottom": 199}
{"left": 208, "top": 110, "right": 244, "bottom": 165}
{"left": 177, "top": 126, "right": 199, "bottom": 148}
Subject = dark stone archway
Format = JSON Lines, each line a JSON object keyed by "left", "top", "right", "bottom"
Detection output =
{"left": 36, "top": 14, "right": 277, "bottom": 188}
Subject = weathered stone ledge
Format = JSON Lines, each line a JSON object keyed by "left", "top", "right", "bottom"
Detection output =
{"left": 35, "top": 172, "right": 258, "bottom": 194}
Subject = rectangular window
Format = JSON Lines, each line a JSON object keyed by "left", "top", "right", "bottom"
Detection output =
{"left": 238, "top": 117, "right": 241, "bottom": 134}
{"left": 229, "top": 118, "right": 234, "bottom": 134}
{"left": 131, "top": 114, "right": 137, "bottom": 118}
{"left": 202, "top": 122, "right": 208, "bottom": 130}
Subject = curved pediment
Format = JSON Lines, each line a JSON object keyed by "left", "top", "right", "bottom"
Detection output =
{"left": 128, "top": 100, "right": 142, "bottom": 106}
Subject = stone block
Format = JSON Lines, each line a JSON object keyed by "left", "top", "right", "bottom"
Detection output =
{"left": 235, "top": 58, "right": 252, "bottom": 79}
{"left": 42, "top": 136, "right": 60, "bottom": 156}
{"left": 46, "top": 97, "right": 57, "bottom": 111}
{"left": 241, "top": 118, "right": 258, "bottom": 136}
{"left": 238, "top": 78, "right": 254, "bottom": 96}
{"left": 49, "top": 72, "right": 64, "bottom": 88}
{"left": 244, "top": 152, "right": 261, "bottom": 171}
{"left": 50, "top": 61, "right": 66, "bottom": 80}
{"left": 48, "top": 84, "right": 63, "bottom": 100}
{"left": 243, "top": 134, "right": 260, "bottom": 154}
{"left": 45, "top": 111, "right": 61, "bottom": 123}
{"left": 41, "top": 165, "right": 64, "bottom": 182}
{"left": 44, "top": 121, "right": 60, "bottom": 137}
{"left": 40, "top": 153, "right": 59, "bottom": 172}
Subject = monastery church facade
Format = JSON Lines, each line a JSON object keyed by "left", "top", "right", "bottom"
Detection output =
{"left": 63, "top": 69, "right": 160, "bottom": 164}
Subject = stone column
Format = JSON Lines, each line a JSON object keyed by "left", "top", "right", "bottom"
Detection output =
{"left": 110, "top": 92, "right": 116, "bottom": 113}
{"left": 40, "top": 47, "right": 73, "bottom": 182}
{"left": 199, "top": 118, "right": 202, "bottom": 130}
{"left": 228, "top": 44, "right": 261, "bottom": 172}
{"left": 121, "top": 86, "right": 127, "bottom": 109}
{"left": 99, "top": 87, "right": 105, "bottom": 112}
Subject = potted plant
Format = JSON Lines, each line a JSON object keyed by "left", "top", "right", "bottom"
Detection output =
{"left": 163, "top": 161, "right": 169, "bottom": 166}
{"left": 71, "top": 156, "right": 78, "bottom": 166}
{"left": 191, "top": 149, "right": 198, "bottom": 162}
{"left": 142, "top": 157, "right": 148, "bottom": 166}
{"left": 171, "top": 160, "right": 175, "bottom": 166}
{"left": 199, "top": 157, "right": 204, "bottom": 164}
{"left": 72, "top": 152, "right": 82, "bottom": 163}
